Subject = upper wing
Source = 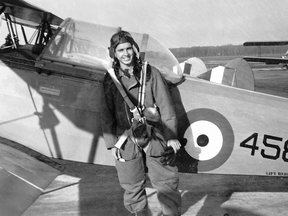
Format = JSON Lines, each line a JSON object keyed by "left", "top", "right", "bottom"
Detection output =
{"left": 0, "top": 0, "right": 63, "bottom": 28}
{"left": 243, "top": 56, "right": 288, "bottom": 64}
{"left": 243, "top": 41, "right": 288, "bottom": 46}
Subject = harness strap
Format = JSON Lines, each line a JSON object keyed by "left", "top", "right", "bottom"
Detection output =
{"left": 138, "top": 61, "right": 148, "bottom": 109}
{"left": 107, "top": 68, "right": 140, "bottom": 149}
{"left": 139, "top": 34, "right": 149, "bottom": 62}
{"left": 107, "top": 61, "right": 149, "bottom": 150}
{"left": 107, "top": 68, "right": 136, "bottom": 111}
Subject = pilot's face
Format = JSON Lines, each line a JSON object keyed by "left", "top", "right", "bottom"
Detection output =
{"left": 114, "top": 42, "right": 134, "bottom": 68}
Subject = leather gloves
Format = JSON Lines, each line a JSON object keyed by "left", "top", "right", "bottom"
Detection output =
{"left": 160, "top": 146, "right": 177, "bottom": 166}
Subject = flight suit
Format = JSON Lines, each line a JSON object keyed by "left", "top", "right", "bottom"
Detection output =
{"left": 101, "top": 64, "right": 181, "bottom": 215}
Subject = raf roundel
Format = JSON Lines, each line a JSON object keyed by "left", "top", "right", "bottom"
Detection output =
{"left": 178, "top": 108, "right": 234, "bottom": 172}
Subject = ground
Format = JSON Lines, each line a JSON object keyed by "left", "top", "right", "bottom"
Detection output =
{"left": 22, "top": 159, "right": 288, "bottom": 216}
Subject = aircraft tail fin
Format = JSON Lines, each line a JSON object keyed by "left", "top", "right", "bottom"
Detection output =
{"left": 198, "top": 58, "right": 255, "bottom": 91}
{"left": 179, "top": 57, "right": 207, "bottom": 77}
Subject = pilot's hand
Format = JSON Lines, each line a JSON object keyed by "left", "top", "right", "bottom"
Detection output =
{"left": 160, "top": 146, "right": 177, "bottom": 166}
{"left": 111, "top": 147, "right": 126, "bottom": 162}
{"left": 167, "top": 139, "right": 181, "bottom": 153}
{"left": 111, "top": 147, "right": 119, "bottom": 160}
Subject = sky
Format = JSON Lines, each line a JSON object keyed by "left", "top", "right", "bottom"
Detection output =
{"left": 1, "top": 0, "right": 288, "bottom": 48}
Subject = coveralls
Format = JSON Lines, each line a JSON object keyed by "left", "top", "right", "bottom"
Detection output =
{"left": 101, "top": 64, "right": 181, "bottom": 215}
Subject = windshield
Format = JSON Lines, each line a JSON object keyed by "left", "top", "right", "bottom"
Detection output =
{"left": 41, "top": 18, "right": 183, "bottom": 83}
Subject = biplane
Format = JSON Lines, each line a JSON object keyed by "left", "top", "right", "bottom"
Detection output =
{"left": 0, "top": 0, "right": 288, "bottom": 215}
{"left": 243, "top": 40, "right": 288, "bottom": 69}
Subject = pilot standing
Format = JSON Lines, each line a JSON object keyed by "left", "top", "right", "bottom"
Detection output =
{"left": 101, "top": 30, "right": 181, "bottom": 216}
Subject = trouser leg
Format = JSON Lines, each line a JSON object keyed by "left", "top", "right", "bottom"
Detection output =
{"left": 115, "top": 140, "right": 147, "bottom": 213}
{"left": 147, "top": 156, "right": 181, "bottom": 216}
{"left": 145, "top": 137, "right": 181, "bottom": 216}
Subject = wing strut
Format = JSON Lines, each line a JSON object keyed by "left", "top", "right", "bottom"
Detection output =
{"left": 4, "top": 13, "right": 19, "bottom": 48}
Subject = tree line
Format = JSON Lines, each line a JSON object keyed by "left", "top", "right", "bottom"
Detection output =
{"left": 170, "top": 44, "right": 288, "bottom": 58}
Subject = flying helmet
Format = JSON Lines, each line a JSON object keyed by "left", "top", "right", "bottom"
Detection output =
{"left": 109, "top": 29, "right": 140, "bottom": 58}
